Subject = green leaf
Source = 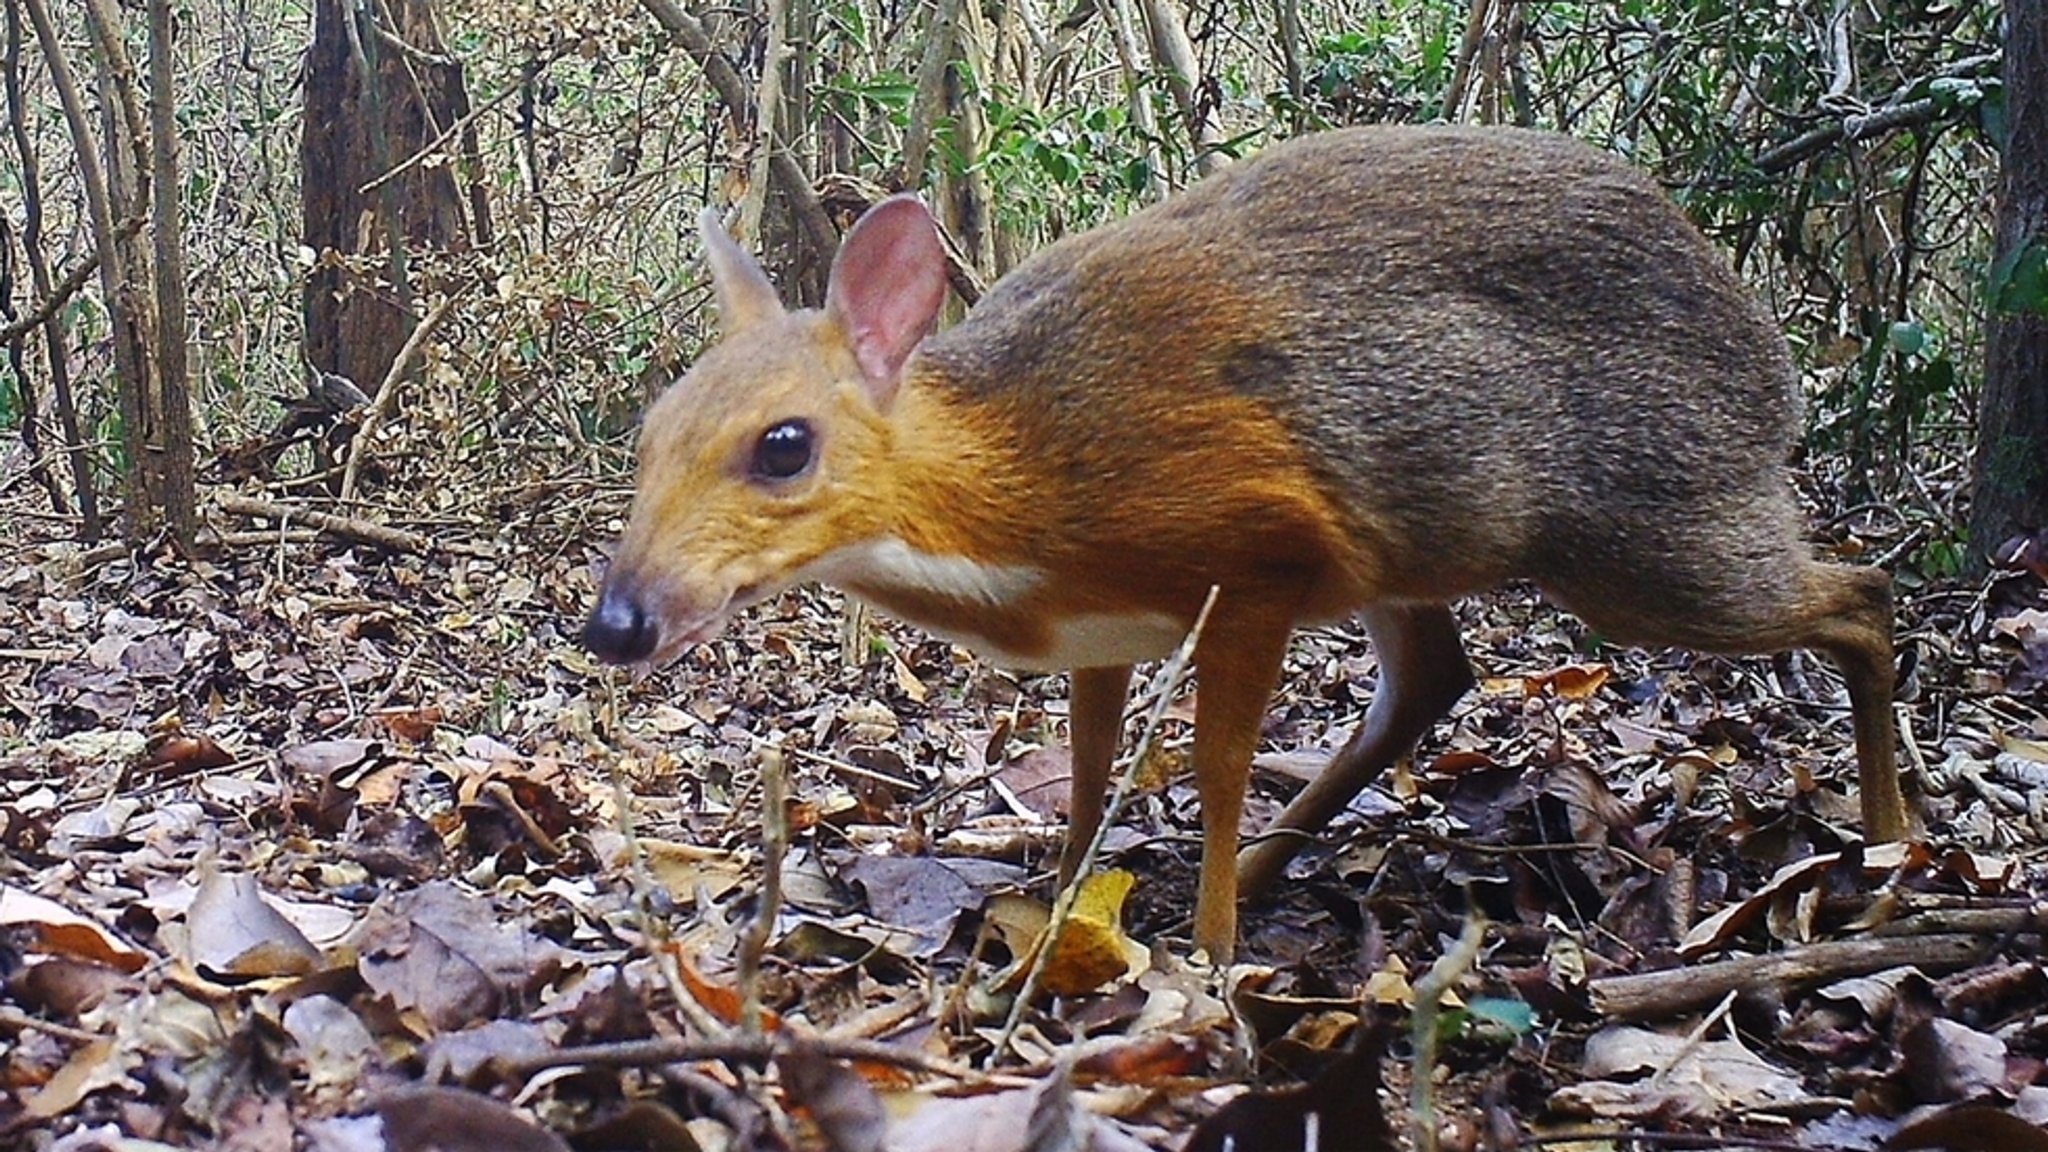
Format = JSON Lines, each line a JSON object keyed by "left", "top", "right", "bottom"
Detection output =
{"left": 1988, "top": 237, "right": 2048, "bottom": 316}
{"left": 1465, "top": 997, "right": 1538, "bottom": 1038}
{"left": 1887, "top": 321, "right": 1925, "bottom": 355}
{"left": 1027, "top": 141, "right": 1079, "bottom": 185}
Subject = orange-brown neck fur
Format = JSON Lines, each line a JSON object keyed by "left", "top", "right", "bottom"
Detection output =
{"left": 836, "top": 320, "right": 1380, "bottom": 666}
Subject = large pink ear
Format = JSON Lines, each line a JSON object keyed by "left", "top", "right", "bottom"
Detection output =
{"left": 699, "top": 207, "right": 784, "bottom": 333}
{"left": 825, "top": 195, "right": 948, "bottom": 406}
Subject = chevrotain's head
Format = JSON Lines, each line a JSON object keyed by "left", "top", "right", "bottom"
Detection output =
{"left": 583, "top": 195, "right": 949, "bottom": 666}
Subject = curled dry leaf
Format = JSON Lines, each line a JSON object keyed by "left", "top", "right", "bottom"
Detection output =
{"left": 367, "top": 1085, "right": 572, "bottom": 1152}
{"left": 1524, "top": 663, "right": 1612, "bottom": 700}
{"left": 1554, "top": 1025, "right": 1805, "bottom": 1120}
{"left": 0, "top": 884, "right": 151, "bottom": 973}
{"left": 1891, "top": 1103, "right": 2048, "bottom": 1152}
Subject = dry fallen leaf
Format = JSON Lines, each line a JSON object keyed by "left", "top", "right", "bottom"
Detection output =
{"left": 184, "top": 868, "right": 324, "bottom": 979}
{"left": 1554, "top": 1025, "right": 1805, "bottom": 1120}
{"left": 0, "top": 884, "right": 152, "bottom": 973}
{"left": 1525, "top": 663, "right": 1611, "bottom": 700}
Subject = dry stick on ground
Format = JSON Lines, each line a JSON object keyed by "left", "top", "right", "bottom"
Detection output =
{"left": 1409, "top": 912, "right": 1486, "bottom": 1152}
{"left": 1648, "top": 989, "right": 1739, "bottom": 1092}
{"left": 339, "top": 292, "right": 460, "bottom": 503}
{"left": 597, "top": 673, "right": 731, "bottom": 1043}
{"left": 214, "top": 494, "right": 435, "bottom": 555}
{"left": 988, "top": 587, "right": 1219, "bottom": 1066}
{"left": 1589, "top": 933, "right": 1992, "bottom": 1021}
{"left": 738, "top": 747, "right": 789, "bottom": 1037}
{"left": 496, "top": 1032, "right": 992, "bottom": 1083}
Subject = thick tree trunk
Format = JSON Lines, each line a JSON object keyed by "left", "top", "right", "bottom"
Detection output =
{"left": 1970, "top": 4, "right": 2048, "bottom": 566}
{"left": 301, "top": 0, "right": 470, "bottom": 407}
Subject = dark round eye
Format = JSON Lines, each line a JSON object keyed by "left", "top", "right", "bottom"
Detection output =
{"left": 750, "top": 419, "right": 815, "bottom": 481}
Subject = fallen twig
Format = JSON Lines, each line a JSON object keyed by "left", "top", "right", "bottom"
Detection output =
{"left": 214, "top": 494, "right": 436, "bottom": 555}
{"left": 495, "top": 1031, "right": 988, "bottom": 1083}
{"left": 1589, "top": 933, "right": 1991, "bottom": 1021}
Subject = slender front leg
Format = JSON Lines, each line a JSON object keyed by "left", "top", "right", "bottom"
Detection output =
{"left": 1190, "top": 607, "right": 1295, "bottom": 963}
{"left": 1237, "top": 603, "right": 1472, "bottom": 898}
{"left": 1060, "top": 664, "right": 1133, "bottom": 889}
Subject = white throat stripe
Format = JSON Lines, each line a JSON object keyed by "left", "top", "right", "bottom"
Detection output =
{"left": 814, "top": 537, "right": 1044, "bottom": 605}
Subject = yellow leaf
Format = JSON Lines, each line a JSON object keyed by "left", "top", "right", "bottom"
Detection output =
{"left": 1041, "top": 870, "right": 1146, "bottom": 996}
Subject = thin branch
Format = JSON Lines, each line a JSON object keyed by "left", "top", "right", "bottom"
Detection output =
{"left": 338, "top": 291, "right": 460, "bottom": 502}
{"left": 0, "top": 247, "right": 101, "bottom": 346}
{"left": 28, "top": 0, "right": 151, "bottom": 537}
{"left": 636, "top": 0, "right": 837, "bottom": 257}
{"left": 1754, "top": 52, "right": 2001, "bottom": 173}
{"left": 1410, "top": 913, "right": 1487, "bottom": 1152}
{"left": 990, "top": 587, "right": 1219, "bottom": 1065}
{"left": 734, "top": 0, "right": 787, "bottom": 245}
{"left": 147, "top": 0, "right": 198, "bottom": 549}
{"left": 900, "top": 0, "right": 964, "bottom": 188}
{"left": 736, "top": 747, "right": 787, "bottom": 1037}
{"left": 1134, "top": 0, "right": 1222, "bottom": 174}
{"left": 358, "top": 57, "right": 526, "bottom": 195}
{"left": 1442, "top": 0, "right": 1493, "bottom": 123}
{"left": 2, "top": 0, "right": 97, "bottom": 535}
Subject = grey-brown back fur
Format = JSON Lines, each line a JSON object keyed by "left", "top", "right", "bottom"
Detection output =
{"left": 920, "top": 125, "right": 1809, "bottom": 645}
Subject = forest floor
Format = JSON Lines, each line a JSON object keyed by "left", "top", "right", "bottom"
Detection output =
{"left": 1, "top": 467, "right": 2045, "bottom": 1152}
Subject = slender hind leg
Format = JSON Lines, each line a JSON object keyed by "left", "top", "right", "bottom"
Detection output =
{"left": 1237, "top": 603, "right": 1474, "bottom": 899}
{"left": 1794, "top": 565, "right": 1905, "bottom": 839}
{"left": 1559, "top": 559, "right": 1904, "bottom": 841}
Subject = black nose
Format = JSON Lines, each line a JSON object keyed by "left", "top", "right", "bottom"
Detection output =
{"left": 584, "top": 585, "right": 659, "bottom": 663}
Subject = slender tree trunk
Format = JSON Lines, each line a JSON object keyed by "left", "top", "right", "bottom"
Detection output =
{"left": 1443, "top": 0, "right": 1492, "bottom": 122}
{"left": 943, "top": 0, "right": 997, "bottom": 278}
{"left": 1135, "top": 0, "right": 1221, "bottom": 175}
{"left": 10, "top": 0, "right": 99, "bottom": 539}
{"left": 1107, "top": 0, "right": 1167, "bottom": 198}
{"left": 901, "top": 0, "right": 964, "bottom": 188}
{"left": 30, "top": 0, "right": 163, "bottom": 541}
{"left": 637, "top": 0, "right": 838, "bottom": 262}
{"left": 1971, "top": 3, "right": 2048, "bottom": 565}
{"left": 1273, "top": 0, "right": 1304, "bottom": 130}
{"left": 146, "top": 0, "right": 195, "bottom": 548}
{"left": 734, "top": 0, "right": 787, "bottom": 247}
{"left": 4, "top": 0, "right": 98, "bottom": 533}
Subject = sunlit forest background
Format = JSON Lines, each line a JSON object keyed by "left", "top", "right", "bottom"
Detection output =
{"left": 0, "top": 0, "right": 2020, "bottom": 575}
